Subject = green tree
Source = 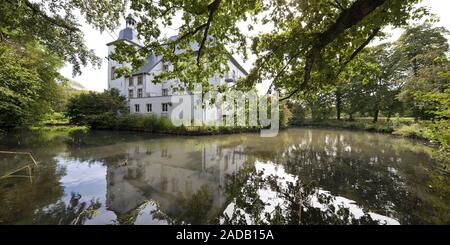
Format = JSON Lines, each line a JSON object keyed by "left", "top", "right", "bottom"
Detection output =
{"left": 334, "top": 43, "right": 405, "bottom": 122}
{"left": 52, "top": 80, "right": 86, "bottom": 113}
{"left": 395, "top": 23, "right": 450, "bottom": 157}
{"left": 397, "top": 23, "right": 450, "bottom": 120}
{"left": 0, "top": 0, "right": 128, "bottom": 75}
{"left": 0, "top": 0, "right": 129, "bottom": 128}
{"left": 0, "top": 42, "right": 65, "bottom": 128}
{"left": 363, "top": 44, "right": 404, "bottom": 122}
{"left": 66, "top": 89, "right": 128, "bottom": 126}
{"left": 338, "top": 77, "right": 369, "bottom": 121}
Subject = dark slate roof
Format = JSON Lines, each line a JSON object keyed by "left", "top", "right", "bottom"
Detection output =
{"left": 106, "top": 27, "right": 142, "bottom": 47}
{"left": 119, "top": 27, "right": 140, "bottom": 43}
{"left": 229, "top": 56, "right": 249, "bottom": 76}
{"left": 134, "top": 52, "right": 163, "bottom": 74}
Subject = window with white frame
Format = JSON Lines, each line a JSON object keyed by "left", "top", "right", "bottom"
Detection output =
{"left": 129, "top": 89, "right": 134, "bottom": 98}
{"left": 135, "top": 104, "right": 140, "bottom": 112}
{"left": 162, "top": 89, "right": 169, "bottom": 96}
{"left": 129, "top": 77, "right": 133, "bottom": 86}
{"left": 146, "top": 104, "right": 152, "bottom": 112}
{"left": 162, "top": 103, "right": 169, "bottom": 112}
{"left": 137, "top": 88, "right": 143, "bottom": 98}
{"left": 137, "top": 75, "right": 143, "bottom": 85}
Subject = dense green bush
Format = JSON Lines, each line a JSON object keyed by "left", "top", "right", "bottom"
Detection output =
{"left": 66, "top": 89, "right": 128, "bottom": 126}
{"left": 0, "top": 42, "right": 62, "bottom": 128}
{"left": 280, "top": 103, "right": 293, "bottom": 128}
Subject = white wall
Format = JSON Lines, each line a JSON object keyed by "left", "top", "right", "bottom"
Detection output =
{"left": 129, "top": 96, "right": 173, "bottom": 116}
{"left": 108, "top": 44, "right": 130, "bottom": 97}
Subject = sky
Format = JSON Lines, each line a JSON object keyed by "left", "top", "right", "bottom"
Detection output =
{"left": 59, "top": 0, "right": 450, "bottom": 92}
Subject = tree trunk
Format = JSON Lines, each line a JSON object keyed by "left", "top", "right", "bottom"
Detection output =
{"left": 335, "top": 90, "right": 342, "bottom": 120}
{"left": 373, "top": 80, "right": 381, "bottom": 123}
{"left": 373, "top": 109, "right": 379, "bottom": 123}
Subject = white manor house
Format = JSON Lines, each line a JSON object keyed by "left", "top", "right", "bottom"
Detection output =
{"left": 107, "top": 15, "right": 248, "bottom": 120}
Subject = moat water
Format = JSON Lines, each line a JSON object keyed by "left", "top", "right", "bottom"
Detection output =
{"left": 0, "top": 128, "right": 448, "bottom": 224}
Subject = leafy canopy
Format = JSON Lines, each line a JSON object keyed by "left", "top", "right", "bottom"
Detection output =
{"left": 109, "top": 0, "right": 429, "bottom": 98}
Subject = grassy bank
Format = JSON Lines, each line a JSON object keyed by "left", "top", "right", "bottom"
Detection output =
{"left": 293, "top": 118, "right": 399, "bottom": 134}
{"left": 292, "top": 118, "right": 449, "bottom": 162}
{"left": 291, "top": 118, "right": 441, "bottom": 142}
{"left": 72, "top": 113, "right": 264, "bottom": 136}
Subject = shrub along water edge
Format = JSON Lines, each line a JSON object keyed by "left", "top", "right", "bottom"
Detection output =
{"left": 74, "top": 112, "right": 264, "bottom": 135}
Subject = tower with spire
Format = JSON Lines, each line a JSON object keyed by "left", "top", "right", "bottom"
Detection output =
{"left": 126, "top": 14, "right": 136, "bottom": 28}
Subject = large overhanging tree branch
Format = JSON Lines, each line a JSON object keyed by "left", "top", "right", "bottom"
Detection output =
{"left": 161, "top": 0, "right": 222, "bottom": 65}
{"left": 342, "top": 28, "right": 380, "bottom": 68}
{"left": 111, "top": 0, "right": 425, "bottom": 92}
{"left": 280, "top": 0, "right": 388, "bottom": 101}
{"left": 197, "top": 0, "right": 222, "bottom": 65}
{"left": 266, "top": 27, "right": 379, "bottom": 95}
{"left": 22, "top": 0, "right": 81, "bottom": 32}
{"left": 1, "top": 0, "right": 128, "bottom": 76}
{"left": 113, "top": 0, "right": 260, "bottom": 87}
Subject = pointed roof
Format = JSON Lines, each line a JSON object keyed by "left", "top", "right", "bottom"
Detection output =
{"left": 117, "top": 27, "right": 141, "bottom": 45}
{"left": 106, "top": 14, "right": 142, "bottom": 47}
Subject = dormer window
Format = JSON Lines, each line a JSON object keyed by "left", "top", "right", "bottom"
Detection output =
{"left": 163, "top": 63, "right": 169, "bottom": 71}
{"left": 225, "top": 71, "right": 234, "bottom": 83}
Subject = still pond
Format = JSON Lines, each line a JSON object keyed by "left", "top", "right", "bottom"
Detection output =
{"left": 0, "top": 128, "right": 448, "bottom": 224}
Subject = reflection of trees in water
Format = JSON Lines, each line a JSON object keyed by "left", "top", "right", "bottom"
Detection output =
{"left": 0, "top": 129, "right": 103, "bottom": 225}
{"left": 150, "top": 186, "right": 222, "bottom": 225}
{"left": 144, "top": 163, "right": 381, "bottom": 225}
{"left": 65, "top": 130, "right": 151, "bottom": 148}
{"left": 1, "top": 128, "right": 448, "bottom": 224}
{"left": 249, "top": 131, "right": 450, "bottom": 224}
{"left": 97, "top": 129, "right": 448, "bottom": 224}
{"left": 0, "top": 157, "right": 66, "bottom": 224}
{"left": 113, "top": 202, "right": 148, "bottom": 225}
{"left": 221, "top": 164, "right": 380, "bottom": 225}
{"left": 33, "top": 193, "right": 101, "bottom": 225}
{"left": 112, "top": 186, "right": 221, "bottom": 225}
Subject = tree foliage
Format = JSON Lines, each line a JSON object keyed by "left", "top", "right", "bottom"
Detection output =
{"left": 0, "top": 42, "right": 64, "bottom": 127}
{"left": 0, "top": 0, "right": 128, "bottom": 128}
{"left": 66, "top": 89, "right": 128, "bottom": 126}
{"left": 0, "top": 0, "right": 128, "bottom": 75}
{"left": 107, "top": 0, "right": 428, "bottom": 95}
{"left": 397, "top": 23, "right": 450, "bottom": 120}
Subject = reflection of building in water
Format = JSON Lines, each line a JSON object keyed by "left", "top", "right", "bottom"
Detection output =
{"left": 105, "top": 140, "right": 247, "bottom": 216}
